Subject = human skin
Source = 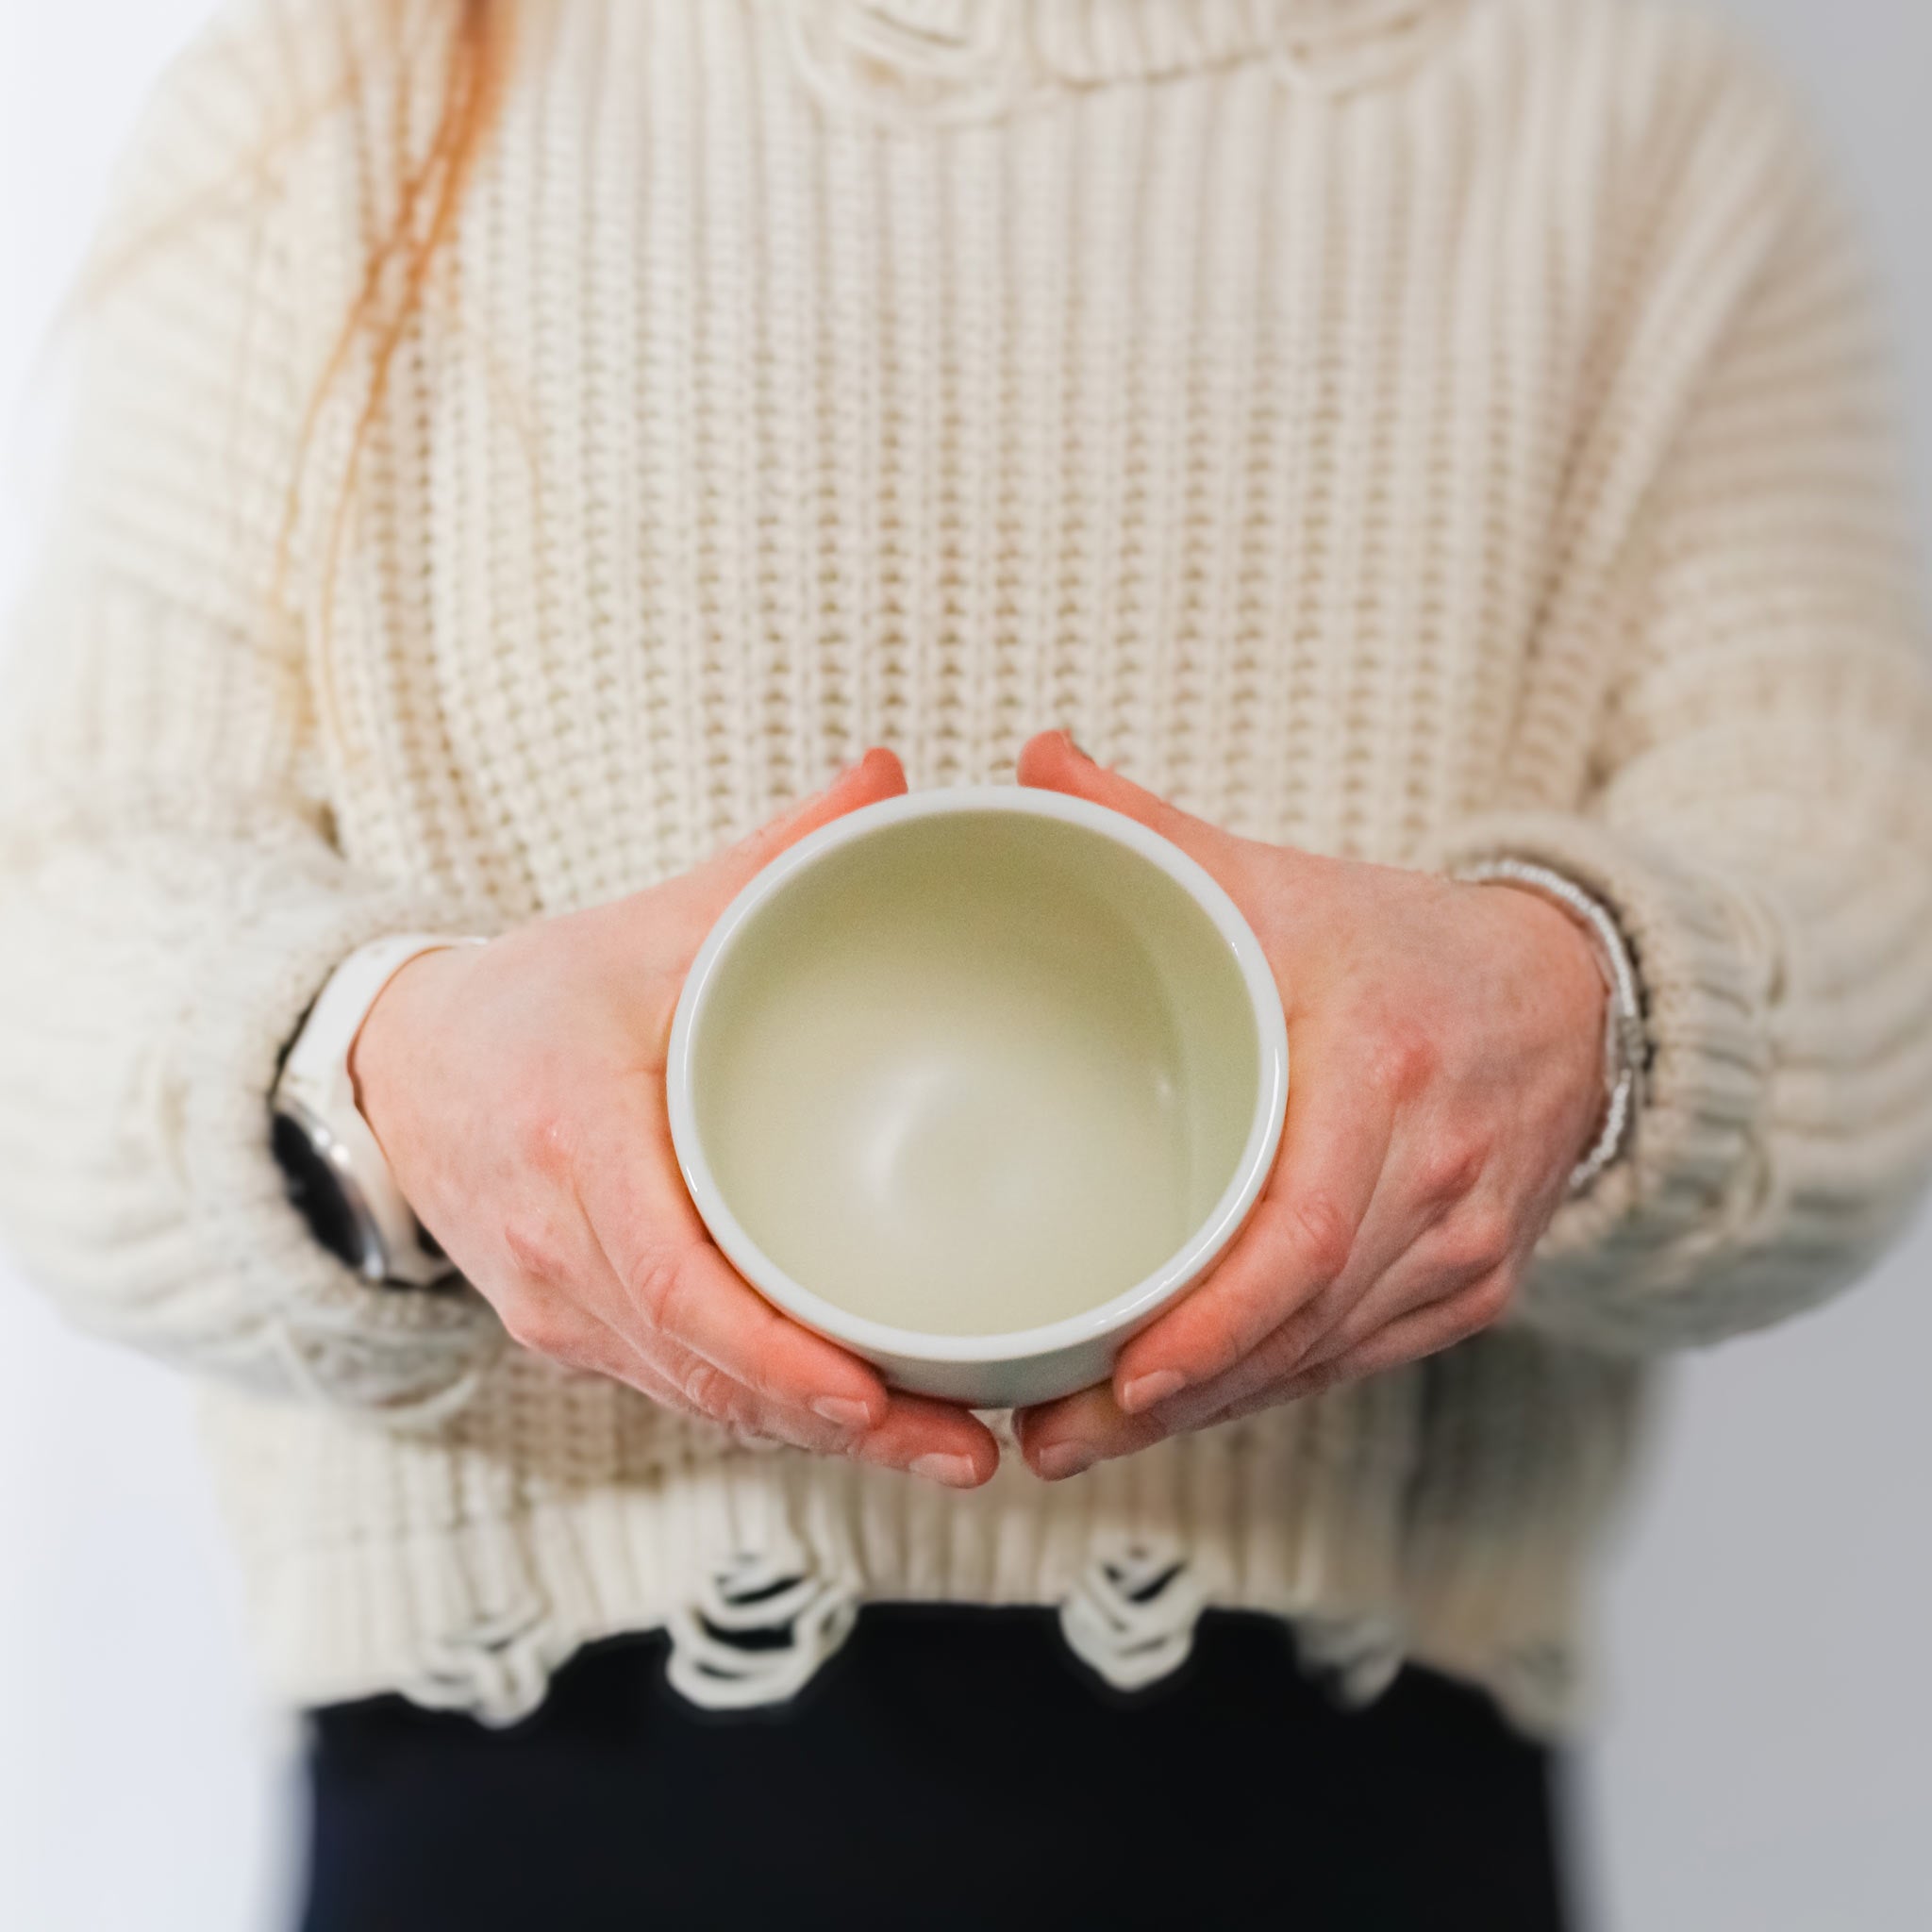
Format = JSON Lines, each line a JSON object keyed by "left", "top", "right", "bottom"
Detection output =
{"left": 350, "top": 748, "right": 1003, "bottom": 1489}
{"left": 351, "top": 733, "right": 1605, "bottom": 1489}
{"left": 1008, "top": 730, "right": 1607, "bottom": 1481}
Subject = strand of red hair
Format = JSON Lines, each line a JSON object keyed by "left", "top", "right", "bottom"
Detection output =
{"left": 286, "top": 0, "right": 513, "bottom": 721}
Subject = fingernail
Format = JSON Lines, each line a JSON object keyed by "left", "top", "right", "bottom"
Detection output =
{"left": 813, "top": 1395, "right": 874, "bottom": 1432}
{"left": 1034, "top": 1441, "right": 1096, "bottom": 1482}
{"left": 909, "top": 1452, "right": 983, "bottom": 1490}
{"left": 1121, "top": 1369, "right": 1186, "bottom": 1414}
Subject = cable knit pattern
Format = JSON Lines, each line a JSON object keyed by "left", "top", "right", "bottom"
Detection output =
{"left": 1, "top": 0, "right": 1927, "bottom": 1732}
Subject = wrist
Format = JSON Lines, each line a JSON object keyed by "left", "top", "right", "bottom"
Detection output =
{"left": 346, "top": 941, "right": 475, "bottom": 1139}
{"left": 1497, "top": 880, "right": 1607, "bottom": 1015}
{"left": 274, "top": 933, "right": 484, "bottom": 1285}
{"left": 1495, "top": 881, "right": 1611, "bottom": 1112}
{"left": 1453, "top": 858, "right": 1646, "bottom": 1194}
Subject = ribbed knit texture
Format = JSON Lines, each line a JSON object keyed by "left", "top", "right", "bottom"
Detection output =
{"left": 2, "top": 0, "right": 1927, "bottom": 1732}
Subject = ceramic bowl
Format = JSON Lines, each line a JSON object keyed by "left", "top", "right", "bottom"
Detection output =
{"left": 666, "top": 786, "right": 1289, "bottom": 1407}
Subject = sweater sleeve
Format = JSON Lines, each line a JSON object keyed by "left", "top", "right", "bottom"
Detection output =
{"left": 1426, "top": 95, "right": 1932, "bottom": 1356}
{"left": 0, "top": 11, "right": 505, "bottom": 1417}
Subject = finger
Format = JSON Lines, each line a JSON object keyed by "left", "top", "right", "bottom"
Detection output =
{"left": 631, "top": 1225, "right": 900, "bottom": 1434}
{"left": 1147, "top": 1168, "right": 1451, "bottom": 1429}
{"left": 1015, "top": 731, "right": 1237, "bottom": 877}
{"left": 638, "top": 1325, "right": 1000, "bottom": 1487}
{"left": 1029, "top": 1199, "right": 1427, "bottom": 1456}
{"left": 700, "top": 745, "right": 908, "bottom": 900}
{"left": 1013, "top": 1382, "right": 1168, "bottom": 1480}
{"left": 489, "top": 1205, "right": 797, "bottom": 1424}
{"left": 1284, "top": 1206, "right": 1519, "bottom": 1383}
{"left": 844, "top": 1392, "right": 1003, "bottom": 1489}
{"left": 1204, "top": 1269, "right": 1514, "bottom": 1422}
{"left": 495, "top": 1269, "right": 654, "bottom": 1383}
{"left": 579, "top": 1093, "right": 1004, "bottom": 1483}
{"left": 557, "top": 1174, "right": 1000, "bottom": 1486}
{"left": 1025, "top": 1127, "right": 1462, "bottom": 1459}
{"left": 497, "top": 1145, "right": 997, "bottom": 1485}
{"left": 1141, "top": 1129, "right": 1501, "bottom": 1424}
{"left": 1017, "top": 1256, "right": 1476, "bottom": 1475}
{"left": 647, "top": 1242, "right": 1000, "bottom": 1484}
{"left": 573, "top": 1106, "right": 894, "bottom": 1432}
{"left": 1108, "top": 1056, "right": 1396, "bottom": 1414}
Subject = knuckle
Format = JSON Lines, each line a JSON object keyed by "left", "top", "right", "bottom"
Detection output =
{"left": 1285, "top": 1191, "right": 1357, "bottom": 1282}
{"left": 499, "top": 1288, "right": 573, "bottom": 1361}
{"left": 1284, "top": 1360, "right": 1345, "bottom": 1405}
{"left": 1273, "top": 1291, "right": 1344, "bottom": 1367}
{"left": 1367, "top": 1022, "right": 1440, "bottom": 1100}
{"left": 500, "top": 1212, "right": 574, "bottom": 1292}
{"left": 677, "top": 1357, "right": 736, "bottom": 1422}
{"left": 1461, "top": 1268, "right": 1515, "bottom": 1331}
{"left": 625, "top": 1249, "right": 687, "bottom": 1335}
{"left": 1442, "top": 1205, "right": 1516, "bottom": 1279}
{"left": 512, "top": 1100, "right": 578, "bottom": 1177}
{"left": 1414, "top": 1133, "right": 1488, "bottom": 1207}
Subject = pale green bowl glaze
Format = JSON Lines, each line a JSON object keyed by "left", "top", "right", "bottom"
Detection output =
{"left": 667, "top": 787, "right": 1290, "bottom": 1407}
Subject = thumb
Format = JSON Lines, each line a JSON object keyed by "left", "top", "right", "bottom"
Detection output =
{"left": 700, "top": 746, "right": 909, "bottom": 901}
{"left": 1016, "top": 730, "right": 1236, "bottom": 876}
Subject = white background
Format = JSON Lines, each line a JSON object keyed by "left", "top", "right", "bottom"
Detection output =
{"left": 1, "top": 4, "right": 1926, "bottom": 1927}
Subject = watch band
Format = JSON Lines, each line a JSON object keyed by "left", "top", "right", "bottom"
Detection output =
{"left": 273, "top": 932, "right": 486, "bottom": 1285}
{"left": 1452, "top": 858, "right": 1647, "bottom": 1196}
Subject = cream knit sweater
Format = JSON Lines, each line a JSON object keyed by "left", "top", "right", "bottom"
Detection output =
{"left": 3, "top": 0, "right": 1928, "bottom": 1733}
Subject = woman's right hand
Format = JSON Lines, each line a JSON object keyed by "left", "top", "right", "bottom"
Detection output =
{"left": 347, "top": 749, "right": 1000, "bottom": 1489}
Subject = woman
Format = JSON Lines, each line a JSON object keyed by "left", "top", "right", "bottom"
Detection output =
{"left": 3, "top": 0, "right": 1927, "bottom": 1924}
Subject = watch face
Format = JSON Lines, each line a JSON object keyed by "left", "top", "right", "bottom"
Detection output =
{"left": 272, "top": 1109, "right": 373, "bottom": 1275}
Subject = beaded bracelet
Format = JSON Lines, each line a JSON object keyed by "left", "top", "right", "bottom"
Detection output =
{"left": 1452, "top": 858, "right": 1648, "bottom": 1197}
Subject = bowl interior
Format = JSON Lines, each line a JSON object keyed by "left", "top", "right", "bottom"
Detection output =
{"left": 689, "top": 808, "right": 1262, "bottom": 1338}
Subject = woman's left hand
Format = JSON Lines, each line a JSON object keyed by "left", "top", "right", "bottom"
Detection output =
{"left": 1011, "top": 731, "right": 1611, "bottom": 1482}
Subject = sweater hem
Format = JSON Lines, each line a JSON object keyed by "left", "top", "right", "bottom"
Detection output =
{"left": 205, "top": 1357, "right": 1624, "bottom": 1741}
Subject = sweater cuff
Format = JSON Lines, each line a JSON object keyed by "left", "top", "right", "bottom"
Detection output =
{"left": 1416, "top": 811, "right": 1776, "bottom": 1351}
{"left": 175, "top": 860, "right": 509, "bottom": 1418}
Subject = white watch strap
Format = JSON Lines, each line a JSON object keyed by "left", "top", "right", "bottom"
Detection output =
{"left": 1452, "top": 858, "right": 1647, "bottom": 1196}
{"left": 275, "top": 932, "right": 486, "bottom": 1285}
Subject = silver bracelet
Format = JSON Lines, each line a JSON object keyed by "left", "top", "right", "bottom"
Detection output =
{"left": 1452, "top": 858, "right": 1647, "bottom": 1196}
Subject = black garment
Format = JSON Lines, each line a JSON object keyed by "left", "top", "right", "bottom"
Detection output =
{"left": 301, "top": 1606, "right": 1571, "bottom": 1932}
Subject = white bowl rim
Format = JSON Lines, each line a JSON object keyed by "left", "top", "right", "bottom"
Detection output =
{"left": 665, "top": 784, "right": 1291, "bottom": 1370}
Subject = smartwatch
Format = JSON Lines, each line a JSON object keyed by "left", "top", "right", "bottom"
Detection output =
{"left": 271, "top": 932, "right": 486, "bottom": 1287}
